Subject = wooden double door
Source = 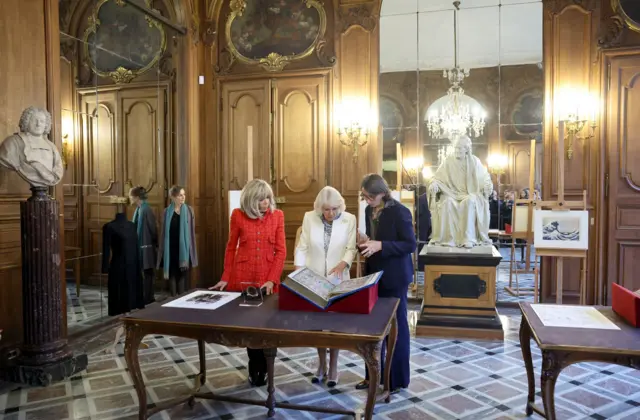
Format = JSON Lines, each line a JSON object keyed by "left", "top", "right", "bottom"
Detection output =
{"left": 604, "top": 51, "right": 640, "bottom": 300}
{"left": 220, "top": 73, "right": 330, "bottom": 267}
{"left": 78, "top": 82, "right": 171, "bottom": 279}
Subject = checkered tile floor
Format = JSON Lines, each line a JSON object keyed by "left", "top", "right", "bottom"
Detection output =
{"left": 1, "top": 309, "right": 639, "bottom": 419}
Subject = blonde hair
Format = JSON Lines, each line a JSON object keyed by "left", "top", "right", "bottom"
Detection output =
{"left": 314, "top": 186, "right": 346, "bottom": 215}
{"left": 240, "top": 179, "right": 276, "bottom": 219}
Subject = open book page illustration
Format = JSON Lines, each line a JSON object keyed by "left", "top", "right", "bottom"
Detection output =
{"left": 283, "top": 267, "right": 382, "bottom": 310}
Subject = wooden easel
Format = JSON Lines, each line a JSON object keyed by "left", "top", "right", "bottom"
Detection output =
{"left": 534, "top": 121, "right": 588, "bottom": 305}
{"left": 505, "top": 140, "right": 539, "bottom": 301}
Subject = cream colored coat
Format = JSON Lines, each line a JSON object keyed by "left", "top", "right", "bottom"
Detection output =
{"left": 294, "top": 211, "right": 357, "bottom": 279}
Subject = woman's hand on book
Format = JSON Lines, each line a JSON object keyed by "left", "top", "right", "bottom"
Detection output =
{"left": 328, "top": 261, "right": 348, "bottom": 280}
{"left": 210, "top": 281, "right": 227, "bottom": 291}
{"left": 358, "top": 240, "right": 382, "bottom": 258}
{"left": 262, "top": 281, "right": 275, "bottom": 295}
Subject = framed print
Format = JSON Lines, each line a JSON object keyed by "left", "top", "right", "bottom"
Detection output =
{"left": 533, "top": 210, "right": 589, "bottom": 250}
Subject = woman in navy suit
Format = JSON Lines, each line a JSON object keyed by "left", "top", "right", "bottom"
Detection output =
{"left": 356, "top": 174, "right": 416, "bottom": 393}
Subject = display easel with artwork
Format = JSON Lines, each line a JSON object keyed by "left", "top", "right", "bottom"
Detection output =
{"left": 505, "top": 140, "right": 538, "bottom": 301}
{"left": 533, "top": 121, "right": 589, "bottom": 304}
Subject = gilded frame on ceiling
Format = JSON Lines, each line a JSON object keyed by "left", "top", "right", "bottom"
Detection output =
{"left": 83, "top": 0, "right": 167, "bottom": 84}
{"left": 225, "top": 0, "right": 327, "bottom": 72}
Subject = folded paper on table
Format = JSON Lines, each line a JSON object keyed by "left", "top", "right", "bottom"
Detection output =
{"left": 531, "top": 304, "right": 620, "bottom": 330}
{"left": 280, "top": 267, "right": 383, "bottom": 312}
{"left": 611, "top": 283, "right": 640, "bottom": 328}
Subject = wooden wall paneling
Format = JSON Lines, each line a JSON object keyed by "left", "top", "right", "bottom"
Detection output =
{"left": 336, "top": 1, "right": 381, "bottom": 214}
{"left": 542, "top": 0, "right": 600, "bottom": 304}
{"left": 272, "top": 74, "right": 330, "bottom": 264}
{"left": 603, "top": 49, "right": 640, "bottom": 299}
{"left": 0, "top": 0, "right": 60, "bottom": 349}
{"left": 220, "top": 79, "right": 271, "bottom": 192}
{"left": 507, "top": 141, "right": 543, "bottom": 193}
{"left": 77, "top": 83, "right": 169, "bottom": 287}
{"left": 61, "top": 56, "right": 80, "bottom": 249}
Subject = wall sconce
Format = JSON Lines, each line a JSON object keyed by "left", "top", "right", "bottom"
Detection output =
{"left": 61, "top": 133, "right": 72, "bottom": 169}
{"left": 561, "top": 113, "right": 596, "bottom": 160}
{"left": 403, "top": 156, "right": 424, "bottom": 184}
{"left": 336, "top": 98, "right": 371, "bottom": 162}
{"left": 555, "top": 87, "right": 597, "bottom": 160}
{"left": 487, "top": 153, "right": 508, "bottom": 175}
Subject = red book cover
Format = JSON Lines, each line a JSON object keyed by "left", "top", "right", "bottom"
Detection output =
{"left": 279, "top": 283, "right": 378, "bottom": 314}
{"left": 611, "top": 283, "right": 640, "bottom": 327}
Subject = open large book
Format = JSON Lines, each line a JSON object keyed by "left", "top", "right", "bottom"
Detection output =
{"left": 282, "top": 267, "right": 383, "bottom": 310}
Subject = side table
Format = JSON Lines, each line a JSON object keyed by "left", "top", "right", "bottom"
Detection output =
{"left": 519, "top": 302, "right": 640, "bottom": 420}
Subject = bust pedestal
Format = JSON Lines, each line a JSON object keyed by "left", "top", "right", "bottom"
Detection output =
{"left": 1, "top": 187, "right": 87, "bottom": 386}
{"left": 416, "top": 245, "right": 504, "bottom": 340}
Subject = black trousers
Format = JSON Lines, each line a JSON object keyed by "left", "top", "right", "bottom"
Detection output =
{"left": 169, "top": 269, "right": 189, "bottom": 296}
{"left": 143, "top": 268, "right": 155, "bottom": 304}
{"left": 247, "top": 348, "right": 267, "bottom": 375}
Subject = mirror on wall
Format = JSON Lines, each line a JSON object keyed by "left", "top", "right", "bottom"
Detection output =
{"left": 379, "top": 0, "right": 543, "bottom": 304}
{"left": 59, "top": 0, "right": 175, "bottom": 335}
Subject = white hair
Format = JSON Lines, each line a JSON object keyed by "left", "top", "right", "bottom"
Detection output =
{"left": 453, "top": 134, "right": 472, "bottom": 151}
{"left": 240, "top": 179, "right": 276, "bottom": 219}
{"left": 314, "top": 186, "right": 346, "bottom": 215}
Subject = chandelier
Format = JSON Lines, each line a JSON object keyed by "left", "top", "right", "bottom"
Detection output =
{"left": 426, "top": 2, "right": 486, "bottom": 141}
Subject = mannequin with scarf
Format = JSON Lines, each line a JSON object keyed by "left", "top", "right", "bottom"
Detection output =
{"left": 157, "top": 185, "right": 198, "bottom": 296}
{"left": 428, "top": 134, "right": 493, "bottom": 248}
{"left": 129, "top": 186, "right": 158, "bottom": 304}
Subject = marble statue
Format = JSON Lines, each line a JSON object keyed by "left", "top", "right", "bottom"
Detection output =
{"left": 0, "top": 106, "right": 64, "bottom": 187}
{"left": 428, "top": 135, "right": 493, "bottom": 248}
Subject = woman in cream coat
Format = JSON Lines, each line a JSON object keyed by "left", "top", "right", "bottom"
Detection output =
{"left": 294, "top": 186, "right": 357, "bottom": 387}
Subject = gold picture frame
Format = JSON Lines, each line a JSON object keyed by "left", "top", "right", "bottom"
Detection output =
{"left": 225, "top": 0, "right": 327, "bottom": 73}
{"left": 612, "top": 0, "right": 640, "bottom": 33}
{"left": 83, "top": 0, "right": 167, "bottom": 84}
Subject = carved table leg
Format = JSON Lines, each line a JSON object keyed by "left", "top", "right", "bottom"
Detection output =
{"left": 264, "top": 348, "right": 278, "bottom": 418}
{"left": 123, "top": 324, "right": 147, "bottom": 420}
{"left": 356, "top": 341, "right": 382, "bottom": 420}
{"left": 197, "top": 340, "right": 207, "bottom": 385}
{"left": 383, "top": 313, "right": 398, "bottom": 403}
{"left": 541, "top": 350, "right": 562, "bottom": 420}
{"left": 519, "top": 317, "right": 535, "bottom": 416}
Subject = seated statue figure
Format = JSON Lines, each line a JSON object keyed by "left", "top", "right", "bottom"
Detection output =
{"left": 428, "top": 135, "right": 493, "bottom": 248}
{"left": 0, "top": 106, "right": 63, "bottom": 187}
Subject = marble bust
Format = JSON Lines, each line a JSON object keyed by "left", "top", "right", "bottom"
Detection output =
{"left": 0, "top": 106, "right": 64, "bottom": 187}
{"left": 428, "top": 135, "right": 493, "bottom": 248}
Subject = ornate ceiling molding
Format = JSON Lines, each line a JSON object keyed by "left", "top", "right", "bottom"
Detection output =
{"left": 339, "top": 4, "right": 378, "bottom": 33}
{"left": 598, "top": 15, "right": 625, "bottom": 49}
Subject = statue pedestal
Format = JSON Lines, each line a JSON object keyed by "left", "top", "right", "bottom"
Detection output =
{"left": 416, "top": 245, "right": 504, "bottom": 340}
{"left": 1, "top": 187, "right": 87, "bottom": 386}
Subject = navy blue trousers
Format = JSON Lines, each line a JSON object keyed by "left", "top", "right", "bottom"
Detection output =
{"left": 365, "top": 287, "right": 410, "bottom": 390}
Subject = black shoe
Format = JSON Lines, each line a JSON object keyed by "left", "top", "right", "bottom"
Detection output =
{"left": 249, "top": 372, "right": 266, "bottom": 387}
{"left": 355, "top": 380, "right": 369, "bottom": 390}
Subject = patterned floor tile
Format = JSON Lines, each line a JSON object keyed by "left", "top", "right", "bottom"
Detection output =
{"left": 2, "top": 308, "right": 640, "bottom": 419}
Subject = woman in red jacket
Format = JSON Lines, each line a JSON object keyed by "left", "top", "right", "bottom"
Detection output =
{"left": 211, "top": 178, "right": 286, "bottom": 386}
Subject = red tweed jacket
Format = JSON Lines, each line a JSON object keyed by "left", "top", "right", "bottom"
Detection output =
{"left": 221, "top": 208, "right": 286, "bottom": 292}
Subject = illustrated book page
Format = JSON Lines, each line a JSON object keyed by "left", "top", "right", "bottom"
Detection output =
{"left": 163, "top": 290, "right": 241, "bottom": 311}
{"left": 531, "top": 304, "right": 620, "bottom": 330}
{"left": 284, "top": 267, "right": 382, "bottom": 309}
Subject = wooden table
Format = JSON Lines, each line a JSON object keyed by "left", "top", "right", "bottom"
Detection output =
{"left": 519, "top": 302, "right": 640, "bottom": 420}
{"left": 64, "top": 246, "right": 82, "bottom": 297}
{"left": 123, "top": 293, "right": 399, "bottom": 420}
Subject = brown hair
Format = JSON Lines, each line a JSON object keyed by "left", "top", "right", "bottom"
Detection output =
{"left": 361, "top": 173, "right": 391, "bottom": 200}
{"left": 169, "top": 185, "right": 184, "bottom": 197}
{"left": 129, "top": 185, "right": 148, "bottom": 200}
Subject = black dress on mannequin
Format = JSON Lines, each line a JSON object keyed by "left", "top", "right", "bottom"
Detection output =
{"left": 102, "top": 212, "right": 145, "bottom": 316}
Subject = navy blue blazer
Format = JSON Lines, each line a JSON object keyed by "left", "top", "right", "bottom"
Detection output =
{"left": 364, "top": 198, "right": 417, "bottom": 293}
